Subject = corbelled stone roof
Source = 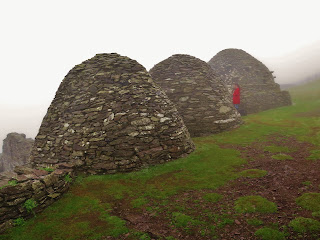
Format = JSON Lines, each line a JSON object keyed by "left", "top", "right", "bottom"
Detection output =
{"left": 208, "top": 49, "right": 292, "bottom": 114}
{"left": 30, "top": 53, "right": 195, "bottom": 174}
{"left": 149, "top": 54, "right": 242, "bottom": 137}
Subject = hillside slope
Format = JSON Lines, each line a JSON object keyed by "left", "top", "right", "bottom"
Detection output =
{"left": 1, "top": 79, "right": 320, "bottom": 240}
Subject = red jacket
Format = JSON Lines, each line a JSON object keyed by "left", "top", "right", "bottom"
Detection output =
{"left": 233, "top": 88, "right": 240, "bottom": 104}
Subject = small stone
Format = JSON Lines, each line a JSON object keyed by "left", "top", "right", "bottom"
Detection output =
{"left": 43, "top": 174, "right": 59, "bottom": 187}
{"left": 48, "top": 193, "right": 61, "bottom": 199}
{"left": 179, "top": 96, "right": 189, "bottom": 102}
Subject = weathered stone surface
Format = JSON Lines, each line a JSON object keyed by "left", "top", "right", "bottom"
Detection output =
{"left": 208, "top": 49, "right": 292, "bottom": 114}
{"left": 30, "top": 53, "right": 195, "bottom": 173}
{"left": 149, "top": 54, "right": 242, "bottom": 137}
{"left": 0, "top": 133, "right": 34, "bottom": 172}
{"left": 0, "top": 167, "right": 74, "bottom": 233}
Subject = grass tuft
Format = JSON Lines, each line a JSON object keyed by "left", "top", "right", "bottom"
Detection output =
{"left": 203, "top": 193, "right": 223, "bottom": 203}
{"left": 289, "top": 217, "right": 320, "bottom": 233}
{"left": 246, "top": 218, "right": 264, "bottom": 226}
{"left": 239, "top": 169, "right": 267, "bottom": 178}
{"left": 312, "top": 211, "right": 320, "bottom": 218}
{"left": 271, "top": 153, "right": 293, "bottom": 160}
{"left": 131, "top": 197, "right": 148, "bottom": 208}
{"left": 307, "top": 149, "right": 320, "bottom": 160}
{"left": 234, "top": 195, "right": 277, "bottom": 213}
{"left": 264, "top": 145, "right": 290, "bottom": 153}
{"left": 171, "top": 212, "right": 202, "bottom": 229}
{"left": 255, "top": 227, "right": 286, "bottom": 240}
{"left": 296, "top": 192, "right": 320, "bottom": 212}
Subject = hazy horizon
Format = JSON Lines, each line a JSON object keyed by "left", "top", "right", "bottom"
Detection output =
{"left": 1, "top": 0, "right": 320, "bottom": 151}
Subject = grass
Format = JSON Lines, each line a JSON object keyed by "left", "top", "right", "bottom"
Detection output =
{"left": 271, "top": 153, "right": 293, "bottom": 160}
{"left": 239, "top": 169, "right": 267, "bottom": 178}
{"left": 234, "top": 195, "right": 277, "bottom": 213}
{"left": 0, "top": 195, "right": 128, "bottom": 240}
{"left": 171, "top": 212, "right": 202, "bottom": 229}
{"left": 131, "top": 197, "right": 148, "bottom": 208}
{"left": 255, "top": 227, "right": 287, "bottom": 240}
{"left": 24, "top": 199, "right": 38, "bottom": 216}
{"left": 64, "top": 174, "right": 72, "bottom": 183}
{"left": 312, "top": 211, "right": 320, "bottom": 218}
{"left": 39, "top": 167, "right": 54, "bottom": 172}
{"left": 13, "top": 218, "right": 25, "bottom": 227}
{"left": 307, "top": 149, "right": 320, "bottom": 160}
{"left": 302, "top": 181, "right": 312, "bottom": 186}
{"left": 289, "top": 217, "right": 320, "bottom": 233}
{"left": 296, "top": 192, "right": 320, "bottom": 212}
{"left": 1, "top": 79, "right": 320, "bottom": 239}
{"left": 246, "top": 218, "right": 264, "bottom": 226}
{"left": 0, "top": 179, "right": 18, "bottom": 190}
{"left": 264, "top": 145, "right": 291, "bottom": 153}
{"left": 203, "top": 193, "right": 223, "bottom": 203}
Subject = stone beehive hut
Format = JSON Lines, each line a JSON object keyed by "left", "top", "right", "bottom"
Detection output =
{"left": 208, "top": 49, "right": 292, "bottom": 114}
{"left": 30, "top": 53, "right": 195, "bottom": 174}
{"left": 149, "top": 54, "right": 242, "bottom": 137}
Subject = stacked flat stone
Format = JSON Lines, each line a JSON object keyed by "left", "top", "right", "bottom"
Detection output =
{"left": 0, "top": 133, "right": 34, "bottom": 172}
{"left": 208, "top": 49, "right": 292, "bottom": 114}
{"left": 0, "top": 165, "right": 74, "bottom": 232}
{"left": 30, "top": 53, "right": 195, "bottom": 174}
{"left": 149, "top": 54, "right": 242, "bottom": 137}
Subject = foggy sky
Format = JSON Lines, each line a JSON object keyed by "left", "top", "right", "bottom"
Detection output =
{"left": 1, "top": 0, "right": 320, "bottom": 151}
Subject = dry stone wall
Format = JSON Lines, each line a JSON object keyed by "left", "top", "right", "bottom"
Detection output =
{"left": 149, "top": 54, "right": 242, "bottom": 137}
{"left": 208, "top": 49, "right": 292, "bottom": 114}
{"left": 0, "top": 164, "right": 74, "bottom": 232}
{"left": 0, "top": 133, "right": 34, "bottom": 172}
{"left": 30, "top": 53, "right": 195, "bottom": 174}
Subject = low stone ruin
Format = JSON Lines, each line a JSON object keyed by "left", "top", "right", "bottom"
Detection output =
{"left": 0, "top": 133, "right": 34, "bottom": 172}
{"left": 30, "top": 53, "right": 195, "bottom": 174}
{"left": 149, "top": 54, "right": 242, "bottom": 137}
{"left": 0, "top": 165, "right": 74, "bottom": 232}
{"left": 208, "top": 49, "right": 292, "bottom": 114}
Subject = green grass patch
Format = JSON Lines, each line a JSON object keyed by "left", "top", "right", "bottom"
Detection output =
{"left": 171, "top": 212, "right": 202, "bottom": 229}
{"left": 64, "top": 174, "right": 72, "bottom": 183}
{"left": 24, "top": 199, "right": 37, "bottom": 216}
{"left": 203, "top": 193, "right": 223, "bottom": 203}
{"left": 0, "top": 179, "right": 18, "bottom": 190}
{"left": 216, "top": 216, "right": 234, "bottom": 228}
{"left": 133, "top": 231, "right": 152, "bottom": 240}
{"left": 255, "top": 227, "right": 286, "bottom": 240}
{"left": 246, "top": 218, "right": 264, "bottom": 226}
{"left": 239, "top": 169, "right": 267, "bottom": 178}
{"left": 13, "top": 218, "right": 25, "bottom": 227}
{"left": 289, "top": 217, "right": 320, "bottom": 233}
{"left": 271, "top": 153, "right": 293, "bottom": 160}
{"left": 234, "top": 195, "right": 277, "bottom": 213}
{"left": 1, "top": 194, "right": 129, "bottom": 240}
{"left": 264, "top": 145, "right": 290, "bottom": 153}
{"left": 302, "top": 181, "right": 312, "bottom": 186}
{"left": 307, "top": 149, "right": 320, "bottom": 160}
{"left": 8, "top": 180, "right": 18, "bottom": 186}
{"left": 131, "top": 197, "right": 148, "bottom": 208}
{"left": 312, "top": 211, "right": 320, "bottom": 218}
{"left": 39, "top": 167, "right": 54, "bottom": 172}
{"left": 296, "top": 192, "right": 320, "bottom": 212}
